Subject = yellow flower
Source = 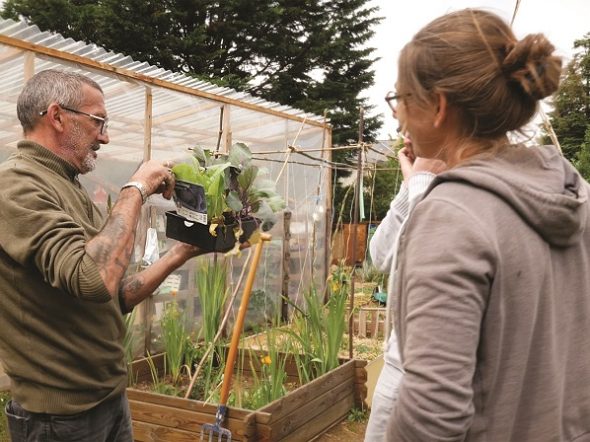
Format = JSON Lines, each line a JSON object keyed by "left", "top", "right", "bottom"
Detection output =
{"left": 261, "top": 355, "right": 272, "bottom": 366}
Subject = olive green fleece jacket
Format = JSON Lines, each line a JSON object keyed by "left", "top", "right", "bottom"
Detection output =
{"left": 0, "top": 141, "right": 127, "bottom": 414}
{"left": 388, "top": 145, "right": 590, "bottom": 441}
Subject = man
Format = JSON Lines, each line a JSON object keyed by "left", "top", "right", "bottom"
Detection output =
{"left": 0, "top": 69, "right": 204, "bottom": 441}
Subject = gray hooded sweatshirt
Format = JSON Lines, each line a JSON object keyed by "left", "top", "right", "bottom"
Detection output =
{"left": 387, "top": 145, "right": 590, "bottom": 441}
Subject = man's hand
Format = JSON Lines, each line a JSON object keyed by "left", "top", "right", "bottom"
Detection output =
{"left": 169, "top": 242, "right": 204, "bottom": 260}
{"left": 129, "top": 160, "right": 176, "bottom": 200}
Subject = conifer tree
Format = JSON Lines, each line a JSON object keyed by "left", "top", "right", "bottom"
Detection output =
{"left": 2, "top": 0, "right": 382, "bottom": 149}
{"left": 546, "top": 34, "right": 590, "bottom": 166}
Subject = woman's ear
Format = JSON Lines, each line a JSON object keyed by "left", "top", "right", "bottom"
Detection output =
{"left": 433, "top": 93, "right": 448, "bottom": 129}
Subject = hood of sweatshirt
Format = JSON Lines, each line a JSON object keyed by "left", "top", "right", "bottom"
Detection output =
{"left": 426, "top": 145, "right": 588, "bottom": 248}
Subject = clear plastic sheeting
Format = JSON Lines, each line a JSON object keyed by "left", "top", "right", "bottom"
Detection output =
{"left": 0, "top": 18, "right": 331, "bottom": 355}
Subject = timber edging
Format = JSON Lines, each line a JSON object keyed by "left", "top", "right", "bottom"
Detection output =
{"left": 127, "top": 353, "right": 367, "bottom": 441}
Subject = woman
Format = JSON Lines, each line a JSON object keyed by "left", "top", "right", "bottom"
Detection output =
{"left": 370, "top": 8, "right": 590, "bottom": 441}
{"left": 365, "top": 140, "right": 445, "bottom": 441}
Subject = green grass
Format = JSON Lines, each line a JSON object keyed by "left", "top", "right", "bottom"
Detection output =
{"left": 160, "top": 301, "right": 187, "bottom": 385}
{"left": 0, "top": 391, "right": 10, "bottom": 441}
{"left": 347, "top": 406, "right": 369, "bottom": 423}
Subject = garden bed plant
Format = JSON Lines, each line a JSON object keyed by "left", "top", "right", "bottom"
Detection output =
{"left": 125, "top": 262, "right": 367, "bottom": 441}
{"left": 168, "top": 143, "right": 285, "bottom": 253}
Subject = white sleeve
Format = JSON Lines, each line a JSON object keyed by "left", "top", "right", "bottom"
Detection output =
{"left": 369, "top": 172, "right": 436, "bottom": 273}
{"left": 369, "top": 183, "right": 409, "bottom": 272}
{"left": 408, "top": 172, "right": 436, "bottom": 211}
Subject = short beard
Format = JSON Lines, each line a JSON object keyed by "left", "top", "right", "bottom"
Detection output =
{"left": 66, "top": 121, "right": 97, "bottom": 175}
{"left": 80, "top": 153, "right": 96, "bottom": 174}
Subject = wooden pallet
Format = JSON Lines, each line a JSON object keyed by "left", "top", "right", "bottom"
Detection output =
{"left": 352, "top": 307, "right": 386, "bottom": 339}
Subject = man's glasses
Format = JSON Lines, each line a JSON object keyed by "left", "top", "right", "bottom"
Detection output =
{"left": 39, "top": 106, "right": 109, "bottom": 135}
{"left": 385, "top": 91, "right": 412, "bottom": 111}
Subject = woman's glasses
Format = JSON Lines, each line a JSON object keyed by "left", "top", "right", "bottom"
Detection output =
{"left": 385, "top": 91, "right": 412, "bottom": 111}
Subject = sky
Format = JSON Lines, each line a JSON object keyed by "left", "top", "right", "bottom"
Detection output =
{"left": 365, "top": 0, "right": 590, "bottom": 140}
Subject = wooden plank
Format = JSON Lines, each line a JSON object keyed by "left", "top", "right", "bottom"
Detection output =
{"left": 262, "top": 374, "right": 354, "bottom": 440}
{"left": 127, "top": 389, "right": 253, "bottom": 419}
{"left": 143, "top": 86, "right": 152, "bottom": 159}
{"left": 354, "top": 359, "right": 368, "bottom": 369}
{"left": 222, "top": 103, "right": 232, "bottom": 153}
{"left": 365, "top": 354, "right": 383, "bottom": 409}
{"left": 129, "top": 353, "right": 166, "bottom": 384}
{"left": 353, "top": 360, "right": 369, "bottom": 408}
{"left": 234, "top": 349, "right": 302, "bottom": 381}
{"left": 359, "top": 309, "right": 367, "bottom": 338}
{"left": 351, "top": 307, "right": 386, "bottom": 338}
{"left": 259, "top": 360, "right": 355, "bottom": 420}
{"left": 129, "top": 399, "right": 253, "bottom": 438}
{"left": 281, "top": 393, "right": 354, "bottom": 442}
{"left": 23, "top": 51, "right": 34, "bottom": 81}
{"left": 132, "top": 419, "right": 249, "bottom": 442}
{"left": 369, "top": 309, "right": 378, "bottom": 338}
{"left": 132, "top": 420, "right": 200, "bottom": 442}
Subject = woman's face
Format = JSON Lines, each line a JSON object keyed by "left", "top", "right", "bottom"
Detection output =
{"left": 393, "top": 85, "right": 447, "bottom": 161}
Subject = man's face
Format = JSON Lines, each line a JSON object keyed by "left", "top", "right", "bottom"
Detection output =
{"left": 62, "top": 84, "right": 109, "bottom": 174}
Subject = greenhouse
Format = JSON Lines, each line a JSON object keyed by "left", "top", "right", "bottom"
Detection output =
{"left": 0, "top": 17, "right": 333, "bottom": 356}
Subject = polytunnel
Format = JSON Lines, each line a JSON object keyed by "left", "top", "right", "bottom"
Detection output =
{"left": 0, "top": 18, "right": 333, "bottom": 356}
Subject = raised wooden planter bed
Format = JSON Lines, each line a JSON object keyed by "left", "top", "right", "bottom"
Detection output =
{"left": 255, "top": 358, "right": 367, "bottom": 441}
{"left": 127, "top": 351, "right": 367, "bottom": 441}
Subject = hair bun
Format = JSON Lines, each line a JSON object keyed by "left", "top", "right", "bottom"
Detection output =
{"left": 501, "top": 33, "right": 562, "bottom": 100}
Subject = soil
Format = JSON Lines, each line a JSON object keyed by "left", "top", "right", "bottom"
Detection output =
{"left": 316, "top": 418, "right": 368, "bottom": 441}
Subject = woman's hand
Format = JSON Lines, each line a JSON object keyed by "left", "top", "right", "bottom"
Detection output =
{"left": 399, "top": 137, "right": 447, "bottom": 181}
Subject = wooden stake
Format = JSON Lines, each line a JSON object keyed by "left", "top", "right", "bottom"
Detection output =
{"left": 349, "top": 108, "right": 364, "bottom": 360}
{"left": 281, "top": 210, "right": 292, "bottom": 323}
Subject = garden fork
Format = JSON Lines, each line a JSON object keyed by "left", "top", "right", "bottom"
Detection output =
{"left": 200, "top": 233, "right": 271, "bottom": 442}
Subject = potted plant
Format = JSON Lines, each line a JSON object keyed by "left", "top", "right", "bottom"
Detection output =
{"left": 167, "top": 143, "right": 285, "bottom": 252}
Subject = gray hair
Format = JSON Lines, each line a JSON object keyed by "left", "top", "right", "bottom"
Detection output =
{"left": 17, "top": 69, "right": 103, "bottom": 133}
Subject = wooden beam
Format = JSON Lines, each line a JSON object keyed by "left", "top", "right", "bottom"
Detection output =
{"left": 0, "top": 35, "right": 328, "bottom": 129}
{"left": 23, "top": 51, "right": 34, "bottom": 81}
{"left": 143, "top": 86, "right": 152, "bottom": 160}
{"left": 222, "top": 103, "right": 232, "bottom": 153}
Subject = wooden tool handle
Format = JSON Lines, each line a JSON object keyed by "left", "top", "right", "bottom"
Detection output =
{"left": 219, "top": 233, "right": 271, "bottom": 406}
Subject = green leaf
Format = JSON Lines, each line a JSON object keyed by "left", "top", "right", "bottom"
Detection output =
{"left": 237, "top": 165, "right": 258, "bottom": 192}
{"left": 228, "top": 142, "right": 252, "bottom": 169}
{"left": 206, "top": 173, "right": 226, "bottom": 219}
{"left": 226, "top": 190, "right": 243, "bottom": 212}
{"left": 253, "top": 177, "right": 277, "bottom": 193}
{"left": 267, "top": 195, "right": 286, "bottom": 212}
{"left": 192, "top": 145, "right": 208, "bottom": 167}
{"left": 172, "top": 163, "right": 199, "bottom": 184}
